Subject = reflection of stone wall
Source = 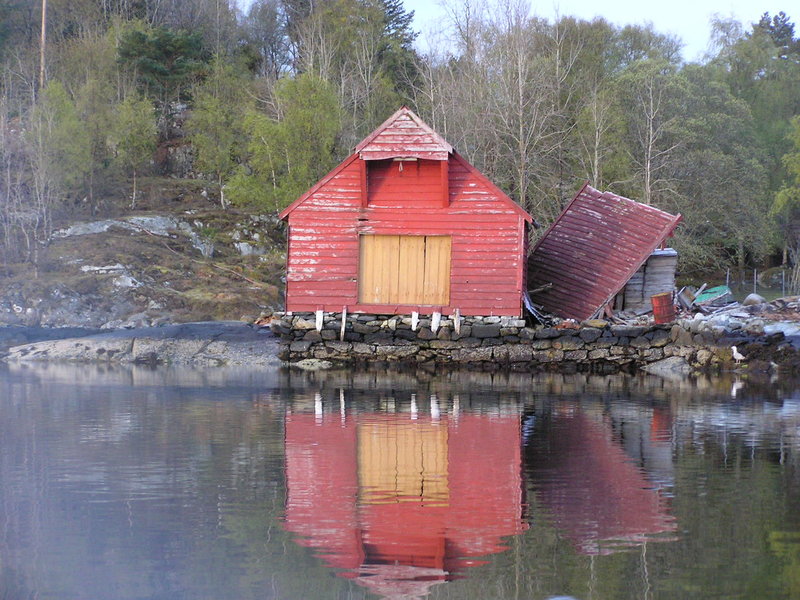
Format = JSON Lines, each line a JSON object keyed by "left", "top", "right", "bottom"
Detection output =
{"left": 274, "top": 312, "right": 754, "bottom": 372}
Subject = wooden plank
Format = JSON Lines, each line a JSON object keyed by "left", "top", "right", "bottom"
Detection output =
{"left": 441, "top": 160, "right": 449, "bottom": 207}
{"left": 397, "top": 235, "right": 426, "bottom": 304}
{"left": 288, "top": 301, "right": 524, "bottom": 317}
{"left": 358, "top": 235, "right": 377, "bottom": 304}
{"left": 423, "top": 236, "right": 451, "bottom": 305}
{"left": 383, "top": 235, "right": 400, "bottom": 303}
{"left": 359, "top": 158, "right": 368, "bottom": 207}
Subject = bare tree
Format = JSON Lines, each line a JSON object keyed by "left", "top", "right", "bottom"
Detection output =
{"left": 422, "top": 0, "right": 577, "bottom": 223}
{"left": 618, "top": 60, "right": 683, "bottom": 205}
{"left": 574, "top": 86, "right": 622, "bottom": 189}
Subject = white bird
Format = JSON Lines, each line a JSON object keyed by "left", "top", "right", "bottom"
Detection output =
{"left": 731, "top": 345, "right": 746, "bottom": 364}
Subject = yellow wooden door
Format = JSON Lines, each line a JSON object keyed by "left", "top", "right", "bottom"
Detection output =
{"left": 359, "top": 235, "right": 451, "bottom": 305}
{"left": 358, "top": 419, "right": 449, "bottom": 505}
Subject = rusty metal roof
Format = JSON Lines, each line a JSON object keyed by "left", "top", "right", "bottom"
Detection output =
{"left": 356, "top": 107, "right": 453, "bottom": 161}
{"left": 527, "top": 184, "right": 682, "bottom": 321}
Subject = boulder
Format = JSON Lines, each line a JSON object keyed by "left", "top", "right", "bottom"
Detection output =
{"left": 742, "top": 293, "right": 766, "bottom": 306}
{"left": 641, "top": 356, "right": 692, "bottom": 376}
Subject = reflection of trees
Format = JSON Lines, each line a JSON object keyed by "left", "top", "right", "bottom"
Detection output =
{"left": 1, "top": 366, "right": 800, "bottom": 599}
{"left": 0, "top": 368, "right": 359, "bottom": 599}
{"left": 770, "top": 531, "right": 800, "bottom": 598}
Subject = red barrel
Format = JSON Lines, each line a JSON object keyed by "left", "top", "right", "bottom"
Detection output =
{"left": 651, "top": 292, "right": 676, "bottom": 324}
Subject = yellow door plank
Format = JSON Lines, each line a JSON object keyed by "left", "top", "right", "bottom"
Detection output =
{"left": 423, "top": 236, "right": 451, "bottom": 305}
{"left": 397, "top": 236, "right": 426, "bottom": 304}
{"left": 381, "top": 235, "right": 401, "bottom": 303}
{"left": 358, "top": 235, "right": 376, "bottom": 303}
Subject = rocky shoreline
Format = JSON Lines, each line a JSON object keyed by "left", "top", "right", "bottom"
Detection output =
{"left": 1, "top": 322, "right": 281, "bottom": 367}
{"left": 3, "top": 300, "right": 800, "bottom": 375}
{"left": 273, "top": 303, "right": 800, "bottom": 375}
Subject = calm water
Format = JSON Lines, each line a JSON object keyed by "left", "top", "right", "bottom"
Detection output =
{"left": 1, "top": 364, "right": 799, "bottom": 600}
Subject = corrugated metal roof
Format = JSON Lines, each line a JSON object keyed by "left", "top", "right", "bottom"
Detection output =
{"left": 356, "top": 106, "right": 453, "bottom": 160}
{"left": 527, "top": 184, "right": 682, "bottom": 321}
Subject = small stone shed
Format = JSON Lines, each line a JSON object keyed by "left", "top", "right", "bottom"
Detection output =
{"left": 279, "top": 107, "right": 534, "bottom": 317}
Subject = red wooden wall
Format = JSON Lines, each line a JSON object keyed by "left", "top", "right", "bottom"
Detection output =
{"left": 283, "top": 409, "right": 527, "bottom": 583}
{"left": 281, "top": 153, "right": 531, "bottom": 316}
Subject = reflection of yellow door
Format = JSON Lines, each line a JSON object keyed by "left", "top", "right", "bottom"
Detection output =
{"left": 359, "top": 235, "right": 451, "bottom": 305}
{"left": 358, "top": 420, "right": 449, "bottom": 505}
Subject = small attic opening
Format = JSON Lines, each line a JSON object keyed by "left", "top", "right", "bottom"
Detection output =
{"left": 365, "top": 158, "right": 449, "bottom": 207}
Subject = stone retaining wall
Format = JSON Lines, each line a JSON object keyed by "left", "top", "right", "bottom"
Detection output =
{"left": 273, "top": 312, "right": 748, "bottom": 373}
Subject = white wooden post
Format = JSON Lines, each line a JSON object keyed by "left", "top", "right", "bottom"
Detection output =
{"left": 430, "top": 394, "right": 440, "bottom": 420}
{"left": 314, "top": 392, "right": 323, "bottom": 421}
{"left": 431, "top": 311, "right": 441, "bottom": 334}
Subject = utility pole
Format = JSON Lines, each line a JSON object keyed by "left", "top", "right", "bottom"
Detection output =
{"left": 39, "top": 0, "right": 47, "bottom": 91}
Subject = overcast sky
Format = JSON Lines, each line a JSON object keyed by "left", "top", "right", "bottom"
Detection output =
{"left": 404, "top": 0, "right": 791, "bottom": 62}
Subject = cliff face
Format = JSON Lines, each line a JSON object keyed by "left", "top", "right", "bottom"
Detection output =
{"left": 0, "top": 181, "right": 286, "bottom": 328}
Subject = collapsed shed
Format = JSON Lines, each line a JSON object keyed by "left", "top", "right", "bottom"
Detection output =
{"left": 527, "top": 184, "right": 682, "bottom": 321}
{"left": 618, "top": 248, "right": 679, "bottom": 313}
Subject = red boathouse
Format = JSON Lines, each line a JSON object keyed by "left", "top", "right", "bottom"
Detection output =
{"left": 283, "top": 403, "right": 527, "bottom": 596}
{"left": 279, "top": 107, "right": 534, "bottom": 317}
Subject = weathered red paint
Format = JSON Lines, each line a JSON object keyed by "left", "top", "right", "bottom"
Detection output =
{"left": 355, "top": 107, "right": 453, "bottom": 161}
{"left": 279, "top": 107, "right": 533, "bottom": 317}
{"left": 526, "top": 410, "right": 676, "bottom": 555}
{"left": 527, "top": 184, "right": 682, "bottom": 321}
{"left": 283, "top": 409, "right": 527, "bottom": 591}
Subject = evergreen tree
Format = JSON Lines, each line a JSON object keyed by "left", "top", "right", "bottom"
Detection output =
{"left": 117, "top": 23, "right": 210, "bottom": 137}
{"left": 755, "top": 11, "right": 798, "bottom": 58}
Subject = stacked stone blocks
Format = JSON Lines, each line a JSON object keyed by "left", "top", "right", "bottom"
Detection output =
{"left": 274, "top": 312, "right": 738, "bottom": 371}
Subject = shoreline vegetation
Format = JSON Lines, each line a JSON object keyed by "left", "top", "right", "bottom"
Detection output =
{"left": 2, "top": 5, "right": 800, "bottom": 312}
{"left": 1, "top": 6, "right": 800, "bottom": 376}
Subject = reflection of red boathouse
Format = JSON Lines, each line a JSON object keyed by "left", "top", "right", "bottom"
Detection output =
{"left": 526, "top": 406, "right": 676, "bottom": 555}
{"left": 283, "top": 402, "right": 526, "bottom": 597}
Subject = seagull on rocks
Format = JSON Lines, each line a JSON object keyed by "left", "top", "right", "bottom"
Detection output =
{"left": 731, "top": 345, "right": 746, "bottom": 364}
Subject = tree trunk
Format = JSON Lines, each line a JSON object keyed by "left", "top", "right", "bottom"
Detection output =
{"left": 131, "top": 168, "right": 137, "bottom": 209}
{"left": 39, "top": 0, "right": 47, "bottom": 91}
{"left": 790, "top": 246, "right": 800, "bottom": 295}
{"left": 737, "top": 238, "right": 745, "bottom": 288}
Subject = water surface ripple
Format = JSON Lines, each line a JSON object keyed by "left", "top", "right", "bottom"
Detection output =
{"left": 1, "top": 364, "right": 799, "bottom": 599}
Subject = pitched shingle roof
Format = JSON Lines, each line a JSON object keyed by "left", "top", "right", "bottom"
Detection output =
{"left": 355, "top": 107, "right": 452, "bottom": 160}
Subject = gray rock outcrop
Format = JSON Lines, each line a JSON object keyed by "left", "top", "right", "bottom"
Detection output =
{"left": 5, "top": 322, "right": 281, "bottom": 366}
